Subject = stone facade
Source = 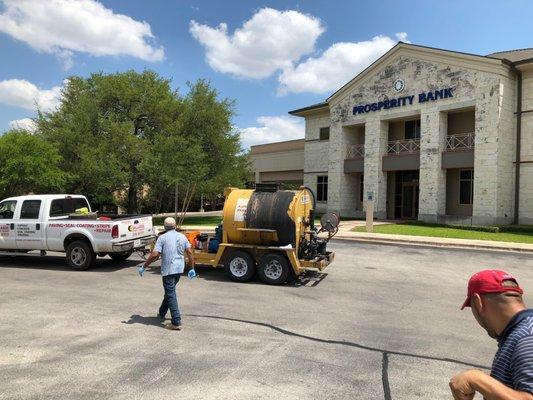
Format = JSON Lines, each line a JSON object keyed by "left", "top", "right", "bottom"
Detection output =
{"left": 302, "top": 112, "right": 330, "bottom": 213}
{"left": 289, "top": 43, "right": 532, "bottom": 225}
{"left": 519, "top": 69, "right": 533, "bottom": 224}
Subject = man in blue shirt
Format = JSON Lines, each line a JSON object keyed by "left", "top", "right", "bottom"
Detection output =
{"left": 143, "top": 217, "right": 195, "bottom": 331}
{"left": 450, "top": 269, "right": 533, "bottom": 399}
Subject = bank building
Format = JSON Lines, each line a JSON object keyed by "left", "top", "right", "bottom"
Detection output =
{"left": 251, "top": 42, "right": 533, "bottom": 225}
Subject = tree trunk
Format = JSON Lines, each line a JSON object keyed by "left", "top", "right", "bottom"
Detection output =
{"left": 127, "top": 183, "right": 138, "bottom": 214}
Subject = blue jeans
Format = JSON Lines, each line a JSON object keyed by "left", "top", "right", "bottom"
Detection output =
{"left": 159, "top": 274, "right": 181, "bottom": 326}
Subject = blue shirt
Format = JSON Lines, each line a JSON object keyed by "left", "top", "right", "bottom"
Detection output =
{"left": 491, "top": 309, "right": 533, "bottom": 394}
{"left": 154, "top": 230, "right": 191, "bottom": 276}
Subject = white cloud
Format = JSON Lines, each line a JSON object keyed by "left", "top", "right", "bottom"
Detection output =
{"left": 190, "top": 8, "right": 324, "bottom": 79}
{"left": 278, "top": 33, "right": 409, "bottom": 94}
{"left": 0, "top": 0, "right": 164, "bottom": 69}
{"left": 0, "top": 79, "right": 63, "bottom": 112}
{"left": 240, "top": 116, "right": 304, "bottom": 148}
{"left": 9, "top": 118, "right": 37, "bottom": 132}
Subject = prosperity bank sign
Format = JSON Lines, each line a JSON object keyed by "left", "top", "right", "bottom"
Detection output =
{"left": 353, "top": 86, "right": 454, "bottom": 115}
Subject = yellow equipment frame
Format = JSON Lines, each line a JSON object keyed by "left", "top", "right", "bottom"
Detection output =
{"left": 192, "top": 242, "right": 334, "bottom": 276}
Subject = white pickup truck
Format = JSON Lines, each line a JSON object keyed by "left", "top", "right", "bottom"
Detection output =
{"left": 0, "top": 194, "right": 155, "bottom": 270}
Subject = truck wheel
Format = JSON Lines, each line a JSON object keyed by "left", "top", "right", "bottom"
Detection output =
{"left": 225, "top": 250, "right": 256, "bottom": 282}
{"left": 66, "top": 241, "right": 95, "bottom": 271}
{"left": 258, "top": 253, "right": 290, "bottom": 285}
{"left": 109, "top": 251, "right": 133, "bottom": 262}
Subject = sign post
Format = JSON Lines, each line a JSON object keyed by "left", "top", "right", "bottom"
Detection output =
{"left": 366, "top": 191, "right": 374, "bottom": 233}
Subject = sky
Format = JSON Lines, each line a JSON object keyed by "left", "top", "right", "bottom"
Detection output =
{"left": 0, "top": 0, "right": 532, "bottom": 149}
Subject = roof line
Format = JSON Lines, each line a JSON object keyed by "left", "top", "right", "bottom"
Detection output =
{"left": 326, "top": 42, "right": 507, "bottom": 102}
{"left": 288, "top": 101, "right": 329, "bottom": 116}
{"left": 489, "top": 47, "right": 533, "bottom": 55}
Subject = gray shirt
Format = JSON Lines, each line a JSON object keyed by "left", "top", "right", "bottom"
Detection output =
{"left": 154, "top": 230, "right": 191, "bottom": 276}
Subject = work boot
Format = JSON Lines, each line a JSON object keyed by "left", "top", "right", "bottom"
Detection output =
{"left": 165, "top": 323, "right": 181, "bottom": 331}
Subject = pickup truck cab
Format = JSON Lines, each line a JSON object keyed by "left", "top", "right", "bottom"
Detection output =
{"left": 0, "top": 194, "right": 155, "bottom": 270}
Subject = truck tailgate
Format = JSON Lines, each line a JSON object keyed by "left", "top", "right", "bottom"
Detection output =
{"left": 115, "top": 216, "right": 153, "bottom": 242}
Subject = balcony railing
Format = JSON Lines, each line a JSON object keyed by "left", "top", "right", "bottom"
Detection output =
{"left": 387, "top": 139, "right": 420, "bottom": 155}
{"left": 346, "top": 144, "right": 365, "bottom": 159}
{"left": 445, "top": 132, "right": 475, "bottom": 151}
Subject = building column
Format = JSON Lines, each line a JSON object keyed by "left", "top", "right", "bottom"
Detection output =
{"left": 472, "top": 89, "right": 500, "bottom": 225}
{"left": 363, "top": 118, "right": 388, "bottom": 219}
{"left": 419, "top": 108, "right": 447, "bottom": 223}
{"left": 326, "top": 120, "right": 346, "bottom": 215}
{"left": 254, "top": 170, "right": 261, "bottom": 183}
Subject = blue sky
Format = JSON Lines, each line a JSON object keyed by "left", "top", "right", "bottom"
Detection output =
{"left": 0, "top": 0, "right": 532, "bottom": 148}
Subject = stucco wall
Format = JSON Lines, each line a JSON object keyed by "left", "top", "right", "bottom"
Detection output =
{"left": 448, "top": 110, "right": 475, "bottom": 134}
{"left": 446, "top": 169, "right": 473, "bottom": 216}
{"left": 251, "top": 149, "right": 304, "bottom": 174}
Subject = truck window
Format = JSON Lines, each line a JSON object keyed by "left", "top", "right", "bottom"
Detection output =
{"left": 49, "top": 198, "right": 90, "bottom": 217}
{"left": 0, "top": 200, "right": 17, "bottom": 219}
{"left": 20, "top": 200, "right": 41, "bottom": 219}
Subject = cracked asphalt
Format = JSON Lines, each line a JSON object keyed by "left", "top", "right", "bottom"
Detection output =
{"left": 1, "top": 241, "right": 532, "bottom": 399}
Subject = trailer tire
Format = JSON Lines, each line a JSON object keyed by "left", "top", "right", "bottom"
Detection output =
{"left": 258, "top": 253, "right": 290, "bottom": 285}
{"left": 109, "top": 251, "right": 133, "bottom": 262}
{"left": 225, "top": 250, "right": 256, "bottom": 282}
{"left": 66, "top": 240, "right": 95, "bottom": 271}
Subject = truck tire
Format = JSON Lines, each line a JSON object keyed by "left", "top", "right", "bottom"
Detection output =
{"left": 109, "top": 251, "right": 133, "bottom": 262}
{"left": 225, "top": 250, "right": 256, "bottom": 282}
{"left": 66, "top": 240, "right": 95, "bottom": 271}
{"left": 258, "top": 253, "right": 290, "bottom": 285}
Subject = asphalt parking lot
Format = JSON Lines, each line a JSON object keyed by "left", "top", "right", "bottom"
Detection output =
{"left": 1, "top": 241, "right": 532, "bottom": 400}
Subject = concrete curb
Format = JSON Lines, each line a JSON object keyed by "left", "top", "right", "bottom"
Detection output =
{"left": 333, "top": 233, "right": 533, "bottom": 254}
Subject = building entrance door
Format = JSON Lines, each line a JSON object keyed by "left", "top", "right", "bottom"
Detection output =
{"left": 401, "top": 182, "right": 419, "bottom": 219}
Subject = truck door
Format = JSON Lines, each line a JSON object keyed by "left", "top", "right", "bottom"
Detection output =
{"left": 0, "top": 200, "right": 18, "bottom": 250}
{"left": 15, "top": 199, "right": 45, "bottom": 250}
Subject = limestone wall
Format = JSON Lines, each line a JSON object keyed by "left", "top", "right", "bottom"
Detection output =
{"left": 519, "top": 70, "right": 533, "bottom": 224}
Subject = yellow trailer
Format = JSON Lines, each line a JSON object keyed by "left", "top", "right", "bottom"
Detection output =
{"left": 190, "top": 185, "right": 338, "bottom": 285}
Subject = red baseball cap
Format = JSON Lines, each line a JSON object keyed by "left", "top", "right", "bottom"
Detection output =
{"left": 461, "top": 269, "right": 523, "bottom": 309}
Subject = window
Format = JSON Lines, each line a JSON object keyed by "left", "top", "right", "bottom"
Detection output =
{"left": 0, "top": 201, "right": 17, "bottom": 219}
{"left": 50, "top": 198, "right": 90, "bottom": 217}
{"left": 360, "top": 174, "right": 364, "bottom": 203}
{"left": 317, "top": 176, "right": 328, "bottom": 202}
{"left": 459, "top": 169, "right": 474, "bottom": 205}
{"left": 20, "top": 200, "right": 41, "bottom": 219}
{"left": 319, "top": 127, "right": 330, "bottom": 141}
{"left": 405, "top": 120, "right": 421, "bottom": 139}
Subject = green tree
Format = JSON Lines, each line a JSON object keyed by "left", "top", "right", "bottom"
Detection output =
{"left": 180, "top": 80, "right": 252, "bottom": 209}
{"left": 38, "top": 71, "right": 250, "bottom": 213}
{"left": 0, "top": 130, "right": 67, "bottom": 198}
{"left": 39, "top": 71, "right": 197, "bottom": 211}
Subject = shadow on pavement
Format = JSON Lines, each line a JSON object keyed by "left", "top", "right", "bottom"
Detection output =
{"left": 0, "top": 254, "right": 139, "bottom": 272}
{"left": 192, "top": 265, "right": 328, "bottom": 288}
{"left": 121, "top": 314, "right": 165, "bottom": 328}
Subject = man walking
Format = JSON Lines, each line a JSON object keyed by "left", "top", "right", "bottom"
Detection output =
{"left": 143, "top": 217, "right": 195, "bottom": 331}
{"left": 450, "top": 269, "right": 533, "bottom": 399}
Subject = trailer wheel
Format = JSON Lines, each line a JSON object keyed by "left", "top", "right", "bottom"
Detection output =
{"left": 258, "top": 253, "right": 290, "bottom": 285}
{"left": 225, "top": 250, "right": 256, "bottom": 282}
{"left": 109, "top": 251, "right": 133, "bottom": 262}
{"left": 66, "top": 240, "right": 95, "bottom": 271}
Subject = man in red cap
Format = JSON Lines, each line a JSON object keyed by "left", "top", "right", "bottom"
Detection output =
{"left": 449, "top": 269, "right": 533, "bottom": 399}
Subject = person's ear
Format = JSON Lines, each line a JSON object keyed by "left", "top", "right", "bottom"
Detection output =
{"left": 472, "top": 293, "right": 483, "bottom": 313}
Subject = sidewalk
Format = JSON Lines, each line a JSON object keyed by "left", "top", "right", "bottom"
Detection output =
{"left": 172, "top": 221, "right": 533, "bottom": 254}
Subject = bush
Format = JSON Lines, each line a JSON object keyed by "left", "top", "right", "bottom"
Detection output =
{"left": 402, "top": 221, "right": 499, "bottom": 233}
{"left": 499, "top": 225, "right": 533, "bottom": 234}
